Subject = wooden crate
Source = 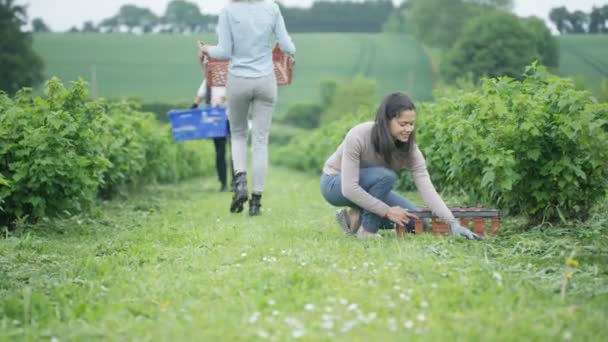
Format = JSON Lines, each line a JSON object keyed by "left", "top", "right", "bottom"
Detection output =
{"left": 396, "top": 207, "right": 500, "bottom": 238}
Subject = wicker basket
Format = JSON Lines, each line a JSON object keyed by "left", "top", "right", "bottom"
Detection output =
{"left": 202, "top": 43, "right": 294, "bottom": 87}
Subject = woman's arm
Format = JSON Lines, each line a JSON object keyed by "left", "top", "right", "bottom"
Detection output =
{"left": 207, "top": 9, "right": 232, "bottom": 59}
{"left": 273, "top": 4, "right": 295, "bottom": 56}
{"left": 340, "top": 131, "right": 390, "bottom": 217}
{"left": 409, "top": 145, "right": 455, "bottom": 222}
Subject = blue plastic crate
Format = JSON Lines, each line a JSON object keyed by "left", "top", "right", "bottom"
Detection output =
{"left": 168, "top": 107, "right": 228, "bottom": 141}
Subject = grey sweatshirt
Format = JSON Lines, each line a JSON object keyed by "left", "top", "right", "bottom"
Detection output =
{"left": 323, "top": 122, "right": 455, "bottom": 221}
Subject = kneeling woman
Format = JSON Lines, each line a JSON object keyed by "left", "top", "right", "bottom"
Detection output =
{"left": 320, "top": 92, "right": 481, "bottom": 240}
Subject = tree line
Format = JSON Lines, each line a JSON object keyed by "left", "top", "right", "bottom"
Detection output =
{"left": 549, "top": 5, "right": 608, "bottom": 34}
{"left": 31, "top": 0, "right": 395, "bottom": 34}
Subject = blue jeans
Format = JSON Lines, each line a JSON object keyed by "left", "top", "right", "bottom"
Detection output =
{"left": 320, "top": 167, "right": 419, "bottom": 233}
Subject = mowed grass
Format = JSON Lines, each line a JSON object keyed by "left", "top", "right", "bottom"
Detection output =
{"left": 32, "top": 33, "right": 434, "bottom": 116}
{"left": 1, "top": 167, "right": 607, "bottom": 340}
{"left": 558, "top": 35, "right": 608, "bottom": 90}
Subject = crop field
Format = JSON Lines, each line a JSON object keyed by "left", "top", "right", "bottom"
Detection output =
{"left": 558, "top": 35, "right": 608, "bottom": 90}
{"left": 32, "top": 33, "right": 434, "bottom": 116}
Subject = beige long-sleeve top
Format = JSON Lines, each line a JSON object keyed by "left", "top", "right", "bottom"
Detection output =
{"left": 323, "top": 122, "right": 455, "bottom": 222}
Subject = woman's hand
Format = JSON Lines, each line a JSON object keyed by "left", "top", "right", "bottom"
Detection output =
{"left": 448, "top": 220, "right": 484, "bottom": 240}
{"left": 198, "top": 44, "right": 210, "bottom": 60}
{"left": 385, "top": 207, "right": 419, "bottom": 227}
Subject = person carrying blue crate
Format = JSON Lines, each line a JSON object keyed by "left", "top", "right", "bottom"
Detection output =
{"left": 191, "top": 79, "right": 233, "bottom": 192}
{"left": 199, "top": 0, "right": 296, "bottom": 216}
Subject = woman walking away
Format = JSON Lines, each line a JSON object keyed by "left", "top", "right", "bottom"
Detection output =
{"left": 199, "top": 0, "right": 295, "bottom": 216}
{"left": 320, "top": 92, "right": 482, "bottom": 240}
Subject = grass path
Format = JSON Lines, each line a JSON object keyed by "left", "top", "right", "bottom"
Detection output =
{"left": 1, "top": 167, "right": 607, "bottom": 340}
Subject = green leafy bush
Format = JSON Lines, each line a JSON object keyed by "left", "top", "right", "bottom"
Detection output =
{"left": 280, "top": 103, "right": 322, "bottom": 129}
{"left": 417, "top": 64, "right": 608, "bottom": 224}
{"left": 321, "top": 76, "right": 377, "bottom": 125}
{"left": 0, "top": 78, "right": 214, "bottom": 226}
{"left": 272, "top": 109, "right": 371, "bottom": 174}
{"left": 0, "top": 78, "right": 109, "bottom": 222}
{"left": 443, "top": 11, "right": 549, "bottom": 82}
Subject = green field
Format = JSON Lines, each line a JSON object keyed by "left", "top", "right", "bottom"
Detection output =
{"left": 32, "top": 33, "right": 608, "bottom": 117}
{"left": 558, "top": 35, "right": 608, "bottom": 90}
{"left": 33, "top": 33, "right": 434, "bottom": 116}
{"left": 1, "top": 167, "right": 607, "bottom": 340}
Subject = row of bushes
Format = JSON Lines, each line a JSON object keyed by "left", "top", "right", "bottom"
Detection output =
{"left": 279, "top": 77, "right": 377, "bottom": 130}
{"left": 0, "top": 78, "right": 214, "bottom": 226}
{"left": 272, "top": 64, "right": 608, "bottom": 225}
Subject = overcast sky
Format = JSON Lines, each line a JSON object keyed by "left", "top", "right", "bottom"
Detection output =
{"left": 18, "top": 0, "right": 608, "bottom": 32}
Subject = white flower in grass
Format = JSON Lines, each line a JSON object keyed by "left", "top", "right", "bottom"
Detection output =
{"left": 393, "top": 285, "right": 401, "bottom": 291}
{"left": 100, "top": 285, "right": 109, "bottom": 292}
{"left": 563, "top": 331, "right": 573, "bottom": 340}
{"left": 363, "top": 262, "right": 369, "bottom": 268}
{"left": 285, "top": 317, "right": 303, "bottom": 328}
{"left": 249, "top": 312, "right": 261, "bottom": 324}
{"left": 347, "top": 303, "right": 358, "bottom": 311}
{"left": 407, "top": 289, "right": 413, "bottom": 295}
{"left": 404, "top": 320, "right": 414, "bottom": 329}
{"left": 281, "top": 250, "right": 287, "bottom": 255}
{"left": 359, "top": 312, "right": 377, "bottom": 323}
{"left": 340, "top": 320, "right": 358, "bottom": 333}
{"left": 322, "top": 314, "right": 333, "bottom": 321}
{"left": 235, "top": 263, "right": 241, "bottom": 268}
{"left": 388, "top": 301, "right": 396, "bottom": 308}
{"left": 241, "top": 252, "right": 247, "bottom": 257}
{"left": 292, "top": 330, "right": 305, "bottom": 338}
{"left": 399, "top": 293, "right": 411, "bottom": 301}
{"left": 431, "top": 283, "right": 438, "bottom": 289}
{"left": 12, "top": 320, "right": 20, "bottom": 325}
{"left": 352, "top": 266, "right": 357, "bottom": 270}
{"left": 420, "top": 301, "right": 429, "bottom": 308}
{"left": 268, "top": 299, "right": 276, "bottom": 306}
{"left": 388, "top": 318, "right": 397, "bottom": 332}
{"left": 417, "top": 313, "right": 426, "bottom": 322}
{"left": 51, "top": 338, "right": 59, "bottom": 342}
{"left": 272, "top": 310, "right": 280, "bottom": 316}
{"left": 324, "top": 306, "right": 333, "bottom": 312}
{"left": 305, "top": 304, "right": 315, "bottom": 311}
{"left": 493, "top": 271, "right": 503, "bottom": 286}
{"left": 256, "top": 329, "right": 270, "bottom": 339}
{"left": 301, "top": 262, "right": 307, "bottom": 266}
{"left": 320, "top": 320, "right": 334, "bottom": 329}
{"left": 339, "top": 298, "right": 348, "bottom": 305}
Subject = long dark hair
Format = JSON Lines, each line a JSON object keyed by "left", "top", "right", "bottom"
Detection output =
{"left": 371, "top": 92, "right": 417, "bottom": 166}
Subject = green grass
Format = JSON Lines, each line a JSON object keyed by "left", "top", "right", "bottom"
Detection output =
{"left": 1, "top": 167, "right": 607, "bottom": 340}
{"left": 32, "top": 33, "right": 434, "bottom": 116}
{"left": 558, "top": 35, "right": 608, "bottom": 90}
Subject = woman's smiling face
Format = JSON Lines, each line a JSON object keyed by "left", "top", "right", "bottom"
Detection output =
{"left": 389, "top": 110, "right": 416, "bottom": 143}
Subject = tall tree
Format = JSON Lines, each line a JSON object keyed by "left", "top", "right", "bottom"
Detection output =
{"left": 406, "top": 0, "right": 477, "bottom": 48}
{"left": 0, "top": 0, "right": 44, "bottom": 94}
{"left": 567, "top": 10, "right": 588, "bottom": 34}
{"left": 99, "top": 16, "right": 119, "bottom": 33}
{"left": 588, "top": 7, "right": 603, "bottom": 33}
{"left": 163, "top": 0, "right": 204, "bottom": 33}
{"left": 522, "top": 16, "right": 559, "bottom": 69}
{"left": 444, "top": 11, "right": 541, "bottom": 81}
{"left": 81, "top": 21, "right": 98, "bottom": 33}
{"left": 465, "top": 0, "right": 513, "bottom": 10}
{"left": 116, "top": 4, "right": 158, "bottom": 33}
{"left": 31, "top": 17, "right": 50, "bottom": 32}
{"left": 549, "top": 6, "right": 570, "bottom": 34}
